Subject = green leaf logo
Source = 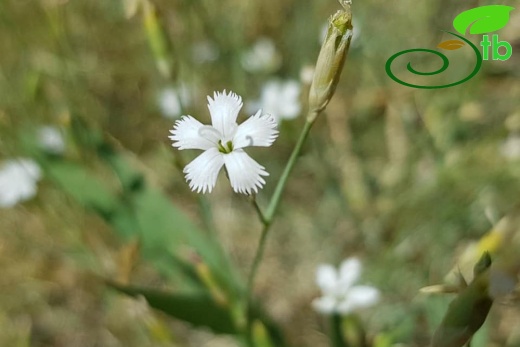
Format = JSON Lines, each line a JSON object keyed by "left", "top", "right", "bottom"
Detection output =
{"left": 453, "top": 5, "right": 515, "bottom": 35}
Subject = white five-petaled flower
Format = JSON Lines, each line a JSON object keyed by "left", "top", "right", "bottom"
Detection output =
{"left": 500, "top": 133, "right": 520, "bottom": 160}
{"left": 0, "top": 158, "right": 42, "bottom": 208}
{"left": 158, "top": 86, "right": 191, "bottom": 119}
{"left": 241, "top": 38, "right": 281, "bottom": 73}
{"left": 312, "top": 257, "right": 380, "bottom": 315}
{"left": 169, "top": 90, "right": 278, "bottom": 194}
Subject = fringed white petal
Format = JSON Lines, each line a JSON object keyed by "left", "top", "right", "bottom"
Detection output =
{"left": 169, "top": 116, "right": 219, "bottom": 150}
{"left": 223, "top": 149, "right": 268, "bottom": 195}
{"left": 207, "top": 90, "right": 243, "bottom": 138}
{"left": 183, "top": 147, "right": 224, "bottom": 194}
{"left": 233, "top": 110, "right": 278, "bottom": 149}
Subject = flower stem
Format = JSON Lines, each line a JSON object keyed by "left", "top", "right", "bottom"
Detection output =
{"left": 330, "top": 314, "right": 349, "bottom": 347}
{"left": 246, "top": 222, "right": 270, "bottom": 302}
{"left": 245, "top": 114, "right": 318, "bottom": 336}
{"left": 248, "top": 117, "right": 315, "bottom": 285}
{"left": 265, "top": 117, "right": 315, "bottom": 222}
{"left": 250, "top": 195, "right": 268, "bottom": 226}
{"left": 244, "top": 221, "right": 270, "bottom": 344}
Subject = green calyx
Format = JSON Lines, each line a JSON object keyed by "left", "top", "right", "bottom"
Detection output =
{"left": 330, "top": 10, "right": 352, "bottom": 38}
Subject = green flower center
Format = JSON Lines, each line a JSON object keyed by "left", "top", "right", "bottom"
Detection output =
{"left": 218, "top": 140, "right": 234, "bottom": 154}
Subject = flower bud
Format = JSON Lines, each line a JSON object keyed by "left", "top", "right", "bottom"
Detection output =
{"left": 431, "top": 253, "right": 493, "bottom": 347}
{"left": 308, "top": 6, "right": 353, "bottom": 122}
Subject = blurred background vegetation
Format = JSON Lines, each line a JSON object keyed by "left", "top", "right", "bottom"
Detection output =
{"left": 1, "top": 0, "right": 519, "bottom": 346}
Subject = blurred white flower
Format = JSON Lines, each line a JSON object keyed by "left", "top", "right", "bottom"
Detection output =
{"left": 191, "top": 40, "right": 219, "bottom": 64}
{"left": 300, "top": 65, "right": 315, "bottom": 85}
{"left": 169, "top": 90, "right": 278, "bottom": 194}
{"left": 241, "top": 38, "right": 281, "bottom": 73}
{"left": 0, "top": 158, "right": 42, "bottom": 208}
{"left": 249, "top": 80, "right": 301, "bottom": 122}
{"left": 312, "top": 257, "right": 380, "bottom": 315}
{"left": 121, "top": 0, "right": 139, "bottom": 18}
{"left": 158, "top": 86, "right": 191, "bottom": 119}
{"left": 38, "top": 126, "right": 65, "bottom": 154}
{"left": 500, "top": 133, "right": 520, "bottom": 160}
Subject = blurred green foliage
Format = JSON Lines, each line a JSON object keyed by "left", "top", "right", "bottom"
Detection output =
{"left": 1, "top": 0, "right": 520, "bottom": 346}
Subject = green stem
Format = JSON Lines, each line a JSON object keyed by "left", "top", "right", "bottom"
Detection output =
{"left": 246, "top": 222, "right": 270, "bottom": 304}
{"left": 244, "top": 222, "right": 269, "bottom": 345}
{"left": 330, "top": 314, "right": 348, "bottom": 347}
{"left": 265, "top": 117, "right": 315, "bottom": 222}
{"left": 247, "top": 117, "right": 315, "bottom": 288}
{"left": 245, "top": 114, "right": 317, "bottom": 339}
{"left": 251, "top": 196, "right": 268, "bottom": 226}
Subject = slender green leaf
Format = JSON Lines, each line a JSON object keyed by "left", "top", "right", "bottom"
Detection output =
{"left": 431, "top": 254, "right": 493, "bottom": 347}
{"left": 107, "top": 281, "right": 237, "bottom": 334}
{"left": 45, "top": 161, "right": 118, "bottom": 216}
{"left": 252, "top": 320, "right": 276, "bottom": 347}
{"left": 108, "top": 281, "right": 287, "bottom": 345}
{"left": 97, "top": 144, "right": 239, "bottom": 291}
{"left": 98, "top": 145, "right": 144, "bottom": 192}
{"left": 129, "top": 187, "right": 239, "bottom": 292}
